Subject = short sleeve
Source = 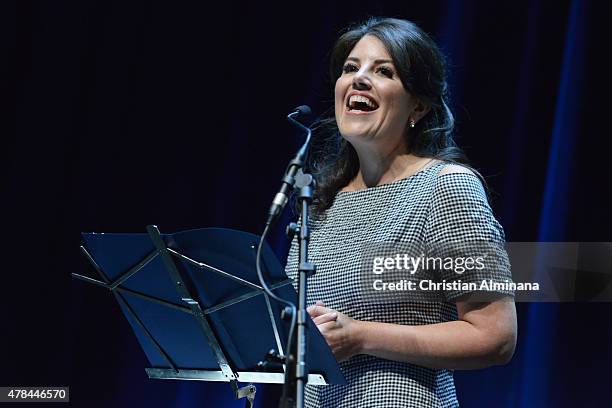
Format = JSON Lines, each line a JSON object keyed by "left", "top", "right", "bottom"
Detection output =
{"left": 425, "top": 172, "right": 514, "bottom": 301}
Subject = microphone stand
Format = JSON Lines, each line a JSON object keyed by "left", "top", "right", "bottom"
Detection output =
{"left": 255, "top": 106, "right": 315, "bottom": 408}
{"left": 292, "top": 170, "right": 316, "bottom": 408}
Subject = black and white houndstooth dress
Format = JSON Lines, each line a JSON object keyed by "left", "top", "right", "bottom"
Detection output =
{"left": 285, "top": 161, "right": 514, "bottom": 407}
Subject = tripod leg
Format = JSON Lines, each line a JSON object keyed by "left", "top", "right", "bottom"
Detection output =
{"left": 245, "top": 392, "right": 255, "bottom": 408}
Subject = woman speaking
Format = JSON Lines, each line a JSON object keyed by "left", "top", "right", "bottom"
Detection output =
{"left": 285, "top": 17, "right": 517, "bottom": 407}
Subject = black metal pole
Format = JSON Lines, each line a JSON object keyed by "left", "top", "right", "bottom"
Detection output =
{"left": 294, "top": 172, "right": 316, "bottom": 408}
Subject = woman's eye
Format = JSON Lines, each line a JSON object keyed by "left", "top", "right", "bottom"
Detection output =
{"left": 342, "top": 63, "right": 358, "bottom": 73}
{"left": 377, "top": 66, "right": 394, "bottom": 78}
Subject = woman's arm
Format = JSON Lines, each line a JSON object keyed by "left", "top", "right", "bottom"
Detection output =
{"left": 308, "top": 297, "right": 517, "bottom": 369}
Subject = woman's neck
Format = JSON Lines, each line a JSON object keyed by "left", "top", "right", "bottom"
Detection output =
{"left": 344, "top": 141, "right": 433, "bottom": 191}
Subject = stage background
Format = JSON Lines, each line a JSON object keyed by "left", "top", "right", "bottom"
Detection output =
{"left": 2, "top": 0, "right": 611, "bottom": 407}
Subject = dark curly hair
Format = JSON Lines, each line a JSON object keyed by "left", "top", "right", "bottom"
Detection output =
{"left": 308, "top": 17, "right": 481, "bottom": 219}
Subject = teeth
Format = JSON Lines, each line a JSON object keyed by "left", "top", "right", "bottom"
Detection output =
{"left": 349, "top": 95, "right": 377, "bottom": 109}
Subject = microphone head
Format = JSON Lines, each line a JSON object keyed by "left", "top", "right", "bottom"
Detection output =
{"left": 293, "top": 105, "right": 312, "bottom": 117}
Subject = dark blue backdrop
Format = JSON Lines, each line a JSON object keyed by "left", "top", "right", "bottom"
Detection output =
{"left": 2, "top": 1, "right": 611, "bottom": 407}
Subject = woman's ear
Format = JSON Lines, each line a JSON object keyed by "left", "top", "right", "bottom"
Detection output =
{"left": 412, "top": 99, "right": 431, "bottom": 123}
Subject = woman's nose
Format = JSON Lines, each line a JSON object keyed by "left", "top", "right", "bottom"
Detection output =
{"left": 352, "top": 69, "right": 371, "bottom": 90}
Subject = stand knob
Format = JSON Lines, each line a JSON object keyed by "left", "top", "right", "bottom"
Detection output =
{"left": 281, "top": 305, "right": 293, "bottom": 322}
{"left": 286, "top": 222, "right": 299, "bottom": 239}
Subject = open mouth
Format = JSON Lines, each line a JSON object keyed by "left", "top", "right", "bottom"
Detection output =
{"left": 346, "top": 94, "right": 379, "bottom": 113}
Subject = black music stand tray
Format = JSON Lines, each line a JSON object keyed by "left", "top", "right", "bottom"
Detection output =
{"left": 72, "top": 225, "right": 345, "bottom": 407}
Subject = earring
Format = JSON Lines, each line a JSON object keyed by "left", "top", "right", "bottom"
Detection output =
{"left": 409, "top": 119, "right": 416, "bottom": 128}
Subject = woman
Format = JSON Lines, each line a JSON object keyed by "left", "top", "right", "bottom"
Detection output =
{"left": 285, "top": 17, "right": 517, "bottom": 407}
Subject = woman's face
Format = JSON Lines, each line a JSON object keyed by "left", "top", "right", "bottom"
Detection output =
{"left": 334, "top": 35, "right": 418, "bottom": 148}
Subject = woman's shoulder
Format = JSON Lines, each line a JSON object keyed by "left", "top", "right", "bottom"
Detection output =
{"left": 428, "top": 161, "right": 487, "bottom": 202}
{"left": 421, "top": 159, "right": 477, "bottom": 178}
{"left": 431, "top": 161, "right": 482, "bottom": 187}
{"left": 436, "top": 162, "right": 476, "bottom": 177}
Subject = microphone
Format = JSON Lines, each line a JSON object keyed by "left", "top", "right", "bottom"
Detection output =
{"left": 266, "top": 105, "right": 313, "bottom": 226}
{"left": 289, "top": 105, "right": 312, "bottom": 118}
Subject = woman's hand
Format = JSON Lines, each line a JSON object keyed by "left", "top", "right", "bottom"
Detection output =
{"left": 307, "top": 300, "right": 363, "bottom": 362}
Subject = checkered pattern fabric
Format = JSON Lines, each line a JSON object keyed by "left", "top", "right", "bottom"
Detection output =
{"left": 285, "top": 162, "right": 513, "bottom": 407}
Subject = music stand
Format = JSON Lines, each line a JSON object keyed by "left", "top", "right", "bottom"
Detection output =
{"left": 72, "top": 225, "right": 345, "bottom": 407}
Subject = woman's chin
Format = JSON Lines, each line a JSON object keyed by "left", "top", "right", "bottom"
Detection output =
{"left": 341, "top": 131, "right": 377, "bottom": 147}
